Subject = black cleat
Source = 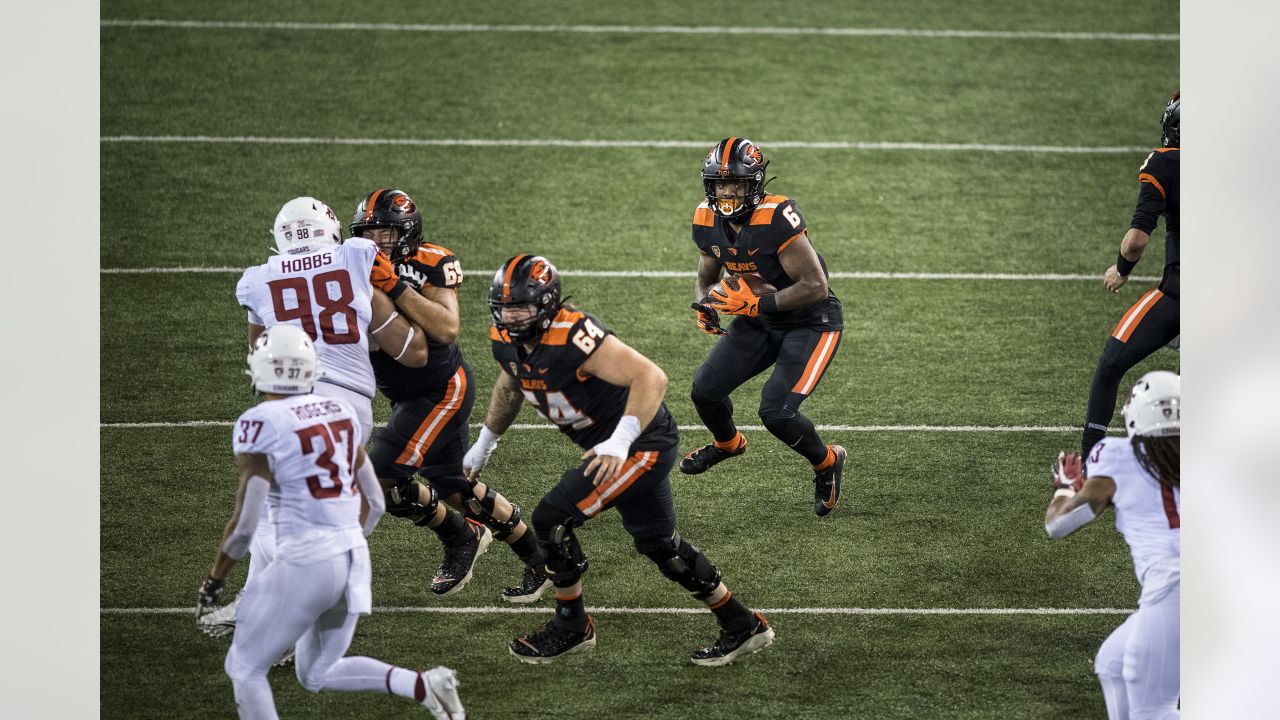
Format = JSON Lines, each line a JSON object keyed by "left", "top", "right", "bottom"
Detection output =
{"left": 813, "top": 445, "right": 846, "bottom": 517}
{"left": 509, "top": 617, "right": 596, "bottom": 664}
{"left": 502, "top": 564, "right": 553, "bottom": 604}
{"left": 431, "top": 522, "right": 492, "bottom": 596}
{"left": 679, "top": 436, "right": 747, "bottom": 475}
{"left": 691, "top": 611, "right": 775, "bottom": 667}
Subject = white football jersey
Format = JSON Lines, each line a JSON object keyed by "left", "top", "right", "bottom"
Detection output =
{"left": 236, "top": 237, "right": 379, "bottom": 399}
{"left": 1086, "top": 438, "right": 1181, "bottom": 589}
{"left": 232, "top": 393, "right": 366, "bottom": 565}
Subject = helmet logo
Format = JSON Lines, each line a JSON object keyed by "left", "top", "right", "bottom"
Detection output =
{"left": 744, "top": 143, "right": 763, "bottom": 165}
{"left": 529, "top": 260, "right": 554, "bottom": 286}
{"left": 392, "top": 194, "right": 415, "bottom": 213}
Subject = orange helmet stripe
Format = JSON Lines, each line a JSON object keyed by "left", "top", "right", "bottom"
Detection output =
{"left": 720, "top": 137, "right": 737, "bottom": 175}
{"left": 502, "top": 254, "right": 530, "bottom": 300}
{"left": 362, "top": 189, "right": 385, "bottom": 221}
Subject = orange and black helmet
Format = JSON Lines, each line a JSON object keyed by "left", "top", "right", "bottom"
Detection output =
{"left": 701, "top": 137, "right": 771, "bottom": 221}
{"left": 488, "top": 254, "right": 562, "bottom": 343}
{"left": 349, "top": 189, "right": 423, "bottom": 262}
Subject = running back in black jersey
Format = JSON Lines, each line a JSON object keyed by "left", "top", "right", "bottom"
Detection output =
{"left": 490, "top": 305, "right": 678, "bottom": 451}
{"left": 691, "top": 194, "right": 842, "bottom": 330}
{"left": 369, "top": 242, "right": 465, "bottom": 402}
{"left": 1132, "top": 148, "right": 1180, "bottom": 267}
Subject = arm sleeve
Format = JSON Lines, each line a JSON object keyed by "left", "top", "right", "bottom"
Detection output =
{"left": 1084, "top": 438, "right": 1123, "bottom": 480}
{"left": 355, "top": 454, "right": 384, "bottom": 537}
{"left": 222, "top": 474, "right": 270, "bottom": 559}
{"left": 1130, "top": 182, "right": 1166, "bottom": 233}
{"left": 236, "top": 269, "right": 264, "bottom": 325}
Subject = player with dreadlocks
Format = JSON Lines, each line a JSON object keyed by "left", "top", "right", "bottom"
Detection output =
{"left": 1044, "top": 371, "right": 1180, "bottom": 719}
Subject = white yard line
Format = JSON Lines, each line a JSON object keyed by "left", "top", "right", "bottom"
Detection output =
{"left": 99, "top": 267, "right": 1161, "bottom": 282}
{"left": 104, "top": 605, "right": 1133, "bottom": 616}
{"left": 100, "top": 19, "right": 1176, "bottom": 42}
{"left": 102, "top": 421, "right": 1090, "bottom": 432}
{"left": 100, "top": 135, "right": 1149, "bottom": 154}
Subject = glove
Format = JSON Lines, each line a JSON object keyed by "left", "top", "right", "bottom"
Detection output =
{"left": 463, "top": 426, "right": 502, "bottom": 479}
{"left": 195, "top": 575, "right": 225, "bottom": 620}
{"left": 691, "top": 302, "right": 728, "bottom": 335}
{"left": 370, "top": 252, "right": 410, "bottom": 299}
{"left": 707, "top": 277, "right": 761, "bottom": 317}
{"left": 1051, "top": 451, "right": 1084, "bottom": 496}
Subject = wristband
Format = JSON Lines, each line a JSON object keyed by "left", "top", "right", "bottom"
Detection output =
{"left": 475, "top": 425, "right": 502, "bottom": 453}
{"left": 759, "top": 293, "right": 778, "bottom": 314}
{"left": 1116, "top": 252, "right": 1137, "bottom": 277}
{"left": 388, "top": 278, "right": 411, "bottom": 301}
{"left": 1053, "top": 488, "right": 1076, "bottom": 499}
{"left": 609, "top": 415, "right": 643, "bottom": 447}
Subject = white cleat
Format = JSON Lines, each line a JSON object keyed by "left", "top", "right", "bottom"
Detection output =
{"left": 419, "top": 666, "right": 466, "bottom": 719}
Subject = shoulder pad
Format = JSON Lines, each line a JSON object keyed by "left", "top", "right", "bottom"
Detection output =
{"left": 693, "top": 202, "right": 715, "bottom": 227}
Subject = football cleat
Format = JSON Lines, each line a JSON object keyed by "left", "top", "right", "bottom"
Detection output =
{"left": 418, "top": 666, "right": 466, "bottom": 720}
{"left": 431, "top": 522, "right": 493, "bottom": 597}
{"left": 502, "top": 564, "right": 553, "bottom": 604}
{"left": 813, "top": 445, "right": 846, "bottom": 517}
{"left": 196, "top": 595, "right": 240, "bottom": 638}
{"left": 273, "top": 646, "right": 295, "bottom": 668}
{"left": 509, "top": 617, "right": 597, "bottom": 664}
{"left": 690, "top": 611, "right": 775, "bottom": 667}
{"left": 679, "top": 436, "right": 747, "bottom": 475}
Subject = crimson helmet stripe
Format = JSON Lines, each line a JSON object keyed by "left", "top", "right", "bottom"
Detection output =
{"left": 502, "top": 253, "right": 530, "bottom": 300}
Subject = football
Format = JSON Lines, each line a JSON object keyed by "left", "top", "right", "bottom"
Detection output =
{"left": 733, "top": 272, "right": 778, "bottom": 296}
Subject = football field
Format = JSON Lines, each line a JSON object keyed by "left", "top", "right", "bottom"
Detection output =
{"left": 100, "top": 2, "right": 1179, "bottom": 717}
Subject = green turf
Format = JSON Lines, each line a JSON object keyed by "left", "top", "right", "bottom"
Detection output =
{"left": 101, "top": 2, "right": 1179, "bottom": 717}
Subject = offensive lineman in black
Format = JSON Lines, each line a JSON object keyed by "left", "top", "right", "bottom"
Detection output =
{"left": 686, "top": 137, "right": 848, "bottom": 516}
{"left": 464, "top": 254, "right": 774, "bottom": 665}
{"left": 1081, "top": 93, "right": 1180, "bottom": 457}
{"left": 352, "top": 189, "right": 550, "bottom": 602}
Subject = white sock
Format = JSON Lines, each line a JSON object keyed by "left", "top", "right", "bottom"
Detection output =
{"left": 231, "top": 676, "right": 279, "bottom": 720}
{"left": 315, "top": 655, "right": 401, "bottom": 694}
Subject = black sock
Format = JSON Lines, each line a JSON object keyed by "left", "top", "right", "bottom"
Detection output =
{"left": 431, "top": 509, "right": 471, "bottom": 547}
{"left": 553, "top": 592, "right": 587, "bottom": 631}
{"left": 763, "top": 411, "right": 827, "bottom": 464}
{"left": 710, "top": 592, "right": 753, "bottom": 632}
{"left": 509, "top": 528, "right": 544, "bottom": 566}
{"left": 692, "top": 393, "right": 738, "bottom": 444}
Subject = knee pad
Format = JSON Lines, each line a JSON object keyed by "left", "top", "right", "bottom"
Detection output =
{"left": 690, "top": 366, "right": 728, "bottom": 405}
{"left": 639, "top": 532, "right": 721, "bottom": 600}
{"left": 463, "top": 483, "right": 523, "bottom": 541}
{"left": 543, "top": 523, "right": 588, "bottom": 588}
{"left": 384, "top": 480, "right": 439, "bottom": 527}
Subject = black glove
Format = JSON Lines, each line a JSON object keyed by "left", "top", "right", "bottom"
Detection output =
{"left": 195, "top": 575, "right": 225, "bottom": 620}
{"left": 692, "top": 302, "right": 728, "bottom": 336}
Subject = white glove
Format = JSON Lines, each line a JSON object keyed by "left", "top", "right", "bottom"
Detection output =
{"left": 463, "top": 425, "right": 502, "bottom": 478}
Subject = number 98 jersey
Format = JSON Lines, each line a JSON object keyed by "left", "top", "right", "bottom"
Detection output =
{"left": 490, "top": 305, "right": 678, "bottom": 452}
{"left": 233, "top": 393, "right": 367, "bottom": 565}
{"left": 236, "top": 237, "right": 378, "bottom": 399}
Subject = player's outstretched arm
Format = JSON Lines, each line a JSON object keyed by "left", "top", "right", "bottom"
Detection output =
{"left": 463, "top": 372, "right": 524, "bottom": 480}
{"left": 1043, "top": 452, "right": 1115, "bottom": 538}
{"left": 370, "top": 289, "right": 428, "bottom": 367}
{"left": 579, "top": 335, "right": 668, "bottom": 484}
{"left": 197, "top": 453, "right": 274, "bottom": 619}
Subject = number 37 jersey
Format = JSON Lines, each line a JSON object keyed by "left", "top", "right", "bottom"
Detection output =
{"left": 236, "top": 238, "right": 378, "bottom": 399}
{"left": 233, "top": 393, "right": 366, "bottom": 564}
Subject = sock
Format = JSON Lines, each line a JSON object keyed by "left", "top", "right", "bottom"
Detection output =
{"left": 231, "top": 676, "right": 279, "bottom": 720}
{"left": 553, "top": 590, "right": 587, "bottom": 631}
{"left": 430, "top": 509, "right": 470, "bottom": 547}
{"left": 714, "top": 432, "right": 746, "bottom": 452}
{"left": 812, "top": 445, "right": 837, "bottom": 472}
{"left": 385, "top": 665, "right": 426, "bottom": 702}
{"left": 709, "top": 591, "right": 753, "bottom": 632}
{"left": 692, "top": 392, "right": 738, "bottom": 443}
{"left": 508, "top": 528, "right": 544, "bottom": 566}
{"left": 312, "top": 656, "right": 397, "bottom": 693}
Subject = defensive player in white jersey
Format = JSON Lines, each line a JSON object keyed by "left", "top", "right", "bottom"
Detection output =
{"left": 1044, "top": 371, "right": 1180, "bottom": 720}
{"left": 200, "top": 197, "right": 427, "bottom": 641}
{"left": 194, "top": 325, "right": 465, "bottom": 719}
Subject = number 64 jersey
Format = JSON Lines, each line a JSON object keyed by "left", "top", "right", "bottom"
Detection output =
{"left": 233, "top": 394, "right": 367, "bottom": 567}
{"left": 236, "top": 238, "right": 379, "bottom": 399}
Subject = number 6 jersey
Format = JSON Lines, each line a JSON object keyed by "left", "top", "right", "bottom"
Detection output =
{"left": 233, "top": 393, "right": 366, "bottom": 565}
{"left": 490, "top": 305, "right": 678, "bottom": 452}
{"left": 236, "top": 238, "right": 379, "bottom": 399}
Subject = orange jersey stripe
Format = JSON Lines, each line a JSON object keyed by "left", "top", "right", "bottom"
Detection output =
{"left": 394, "top": 367, "right": 468, "bottom": 466}
{"left": 575, "top": 451, "right": 659, "bottom": 517}
{"left": 1112, "top": 289, "right": 1163, "bottom": 343}
{"left": 694, "top": 206, "right": 715, "bottom": 227}
{"left": 777, "top": 230, "right": 806, "bottom": 253}
{"left": 1138, "top": 172, "right": 1166, "bottom": 198}
{"left": 792, "top": 331, "right": 840, "bottom": 395}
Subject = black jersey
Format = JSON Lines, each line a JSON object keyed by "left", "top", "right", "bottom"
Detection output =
{"left": 490, "top": 305, "right": 678, "bottom": 452}
{"left": 1131, "top": 148, "right": 1179, "bottom": 267}
{"left": 369, "top": 243, "right": 465, "bottom": 403}
{"left": 692, "top": 194, "right": 842, "bottom": 330}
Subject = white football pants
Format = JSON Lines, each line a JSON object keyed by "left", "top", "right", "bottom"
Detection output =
{"left": 1095, "top": 578, "right": 1180, "bottom": 720}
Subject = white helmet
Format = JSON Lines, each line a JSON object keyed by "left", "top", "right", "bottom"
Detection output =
{"left": 272, "top": 197, "right": 342, "bottom": 256}
{"left": 1121, "top": 370, "right": 1180, "bottom": 437}
{"left": 247, "top": 324, "right": 318, "bottom": 395}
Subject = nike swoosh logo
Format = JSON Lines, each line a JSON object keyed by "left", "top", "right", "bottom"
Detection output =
{"left": 748, "top": 248, "right": 760, "bottom": 255}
